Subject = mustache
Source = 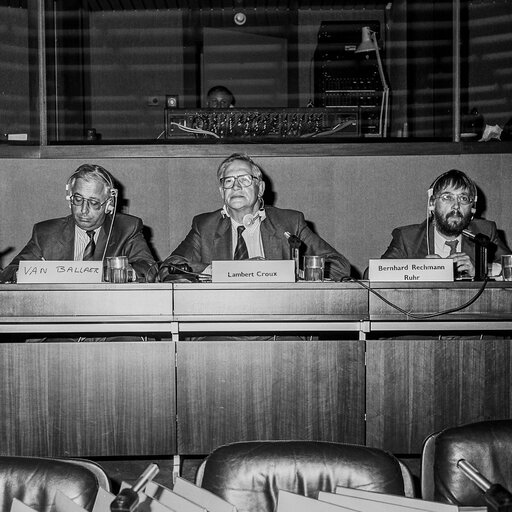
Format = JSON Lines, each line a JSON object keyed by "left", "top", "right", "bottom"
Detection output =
{"left": 447, "top": 211, "right": 463, "bottom": 219}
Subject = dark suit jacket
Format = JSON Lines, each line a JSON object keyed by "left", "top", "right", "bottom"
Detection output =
{"left": 381, "top": 218, "right": 510, "bottom": 263}
{"left": 165, "top": 206, "right": 351, "bottom": 281}
{"left": 0, "top": 213, "right": 155, "bottom": 282}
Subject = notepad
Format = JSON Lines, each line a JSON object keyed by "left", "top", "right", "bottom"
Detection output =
{"left": 145, "top": 480, "right": 207, "bottom": 512}
{"left": 172, "top": 477, "right": 237, "bottom": 512}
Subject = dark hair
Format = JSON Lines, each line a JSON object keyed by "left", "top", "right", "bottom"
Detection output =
{"left": 430, "top": 169, "right": 477, "bottom": 199}
{"left": 206, "top": 85, "right": 235, "bottom": 106}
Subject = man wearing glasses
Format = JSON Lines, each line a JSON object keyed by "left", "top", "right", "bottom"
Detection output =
{"left": 160, "top": 152, "right": 351, "bottom": 281}
{"left": 0, "top": 164, "right": 155, "bottom": 283}
{"left": 381, "top": 169, "right": 510, "bottom": 278}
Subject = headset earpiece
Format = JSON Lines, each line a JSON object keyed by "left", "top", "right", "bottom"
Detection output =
{"left": 65, "top": 183, "right": 72, "bottom": 208}
{"left": 471, "top": 194, "right": 478, "bottom": 214}
{"left": 104, "top": 188, "right": 118, "bottom": 214}
{"left": 427, "top": 188, "right": 435, "bottom": 213}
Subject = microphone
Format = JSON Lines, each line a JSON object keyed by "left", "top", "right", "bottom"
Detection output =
{"left": 284, "top": 232, "right": 302, "bottom": 279}
{"left": 458, "top": 459, "right": 512, "bottom": 512}
{"left": 110, "top": 463, "right": 159, "bottom": 512}
{"left": 462, "top": 229, "right": 492, "bottom": 247}
{"left": 284, "top": 231, "right": 301, "bottom": 249}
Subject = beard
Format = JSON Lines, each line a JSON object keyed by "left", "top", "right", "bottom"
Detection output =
{"left": 434, "top": 208, "right": 472, "bottom": 237}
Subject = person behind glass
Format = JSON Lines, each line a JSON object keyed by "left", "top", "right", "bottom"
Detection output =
{"left": 159, "top": 152, "right": 351, "bottom": 281}
{"left": 381, "top": 169, "right": 510, "bottom": 278}
{"left": 0, "top": 164, "right": 155, "bottom": 283}
{"left": 206, "top": 85, "right": 235, "bottom": 108}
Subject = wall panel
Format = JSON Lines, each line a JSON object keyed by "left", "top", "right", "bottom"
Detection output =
{"left": 1, "top": 153, "right": 511, "bottom": 275}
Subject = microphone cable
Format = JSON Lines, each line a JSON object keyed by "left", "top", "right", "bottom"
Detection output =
{"left": 344, "top": 275, "right": 489, "bottom": 320}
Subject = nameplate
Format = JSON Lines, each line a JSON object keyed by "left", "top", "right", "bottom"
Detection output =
{"left": 17, "top": 260, "right": 103, "bottom": 283}
{"left": 211, "top": 260, "right": 295, "bottom": 283}
{"left": 368, "top": 258, "right": 454, "bottom": 282}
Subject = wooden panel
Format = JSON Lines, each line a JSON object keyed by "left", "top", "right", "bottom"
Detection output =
{"left": 369, "top": 282, "right": 512, "bottom": 320}
{"left": 176, "top": 339, "right": 365, "bottom": 454}
{"left": 0, "top": 342, "right": 176, "bottom": 457}
{"left": 366, "top": 338, "right": 512, "bottom": 453}
{"left": 173, "top": 283, "right": 368, "bottom": 321}
{"left": 0, "top": 284, "right": 173, "bottom": 322}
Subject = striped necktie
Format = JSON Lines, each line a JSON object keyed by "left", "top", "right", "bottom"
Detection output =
{"left": 445, "top": 239, "right": 458, "bottom": 255}
{"left": 234, "top": 225, "right": 249, "bottom": 260}
{"left": 83, "top": 230, "right": 96, "bottom": 261}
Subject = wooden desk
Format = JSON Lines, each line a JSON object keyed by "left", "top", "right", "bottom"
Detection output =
{"left": 172, "top": 282, "right": 369, "bottom": 339}
{"left": 0, "top": 284, "right": 173, "bottom": 333}
{"left": 366, "top": 281, "right": 512, "bottom": 453}
{"left": 0, "top": 282, "right": 367, "bottom": 458}
{"left": 369, "top": 281, "right": 512, "bottom": 331}
{"left": 0, "top": 282, "right": 510, "bottom": 458}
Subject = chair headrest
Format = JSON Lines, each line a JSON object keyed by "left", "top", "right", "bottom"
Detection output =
{"left": 0, "top": 456, "right": 103, "bottom": 512}
{"left": 432, "top": 420, "right": 512, "bottom": 505}
{"left": 199, "top": 441, "right": 408, "bottom": 512}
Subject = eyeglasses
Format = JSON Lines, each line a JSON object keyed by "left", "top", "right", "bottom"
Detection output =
{"left": 220, "top": 174, "right": 258, "bottom": 189}
{"left": 435, "top": 192, "right": 474, "bottom": 205}
{"left": 70, "top": 193, "right": 110, "bottom": 210}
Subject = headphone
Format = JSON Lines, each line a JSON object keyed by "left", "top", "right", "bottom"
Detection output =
{"left": 427, "top": 170, "right": 477, "bottom": 215}
{"left": 65, "top": 165, "right": 118, "bottom": 214}
{"left": 222, "top": 197, "right": 266, "bottom": 227}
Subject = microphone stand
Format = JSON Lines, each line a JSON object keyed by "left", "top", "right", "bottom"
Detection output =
{"left": 458, "top": 459, "right": 512, "bottom": 512}
{"left": 284, "top": 232, "right": 302, "bottom": 280}
{"left": 110, "top": 463, "right": 160, "bottom": 512}
{"left": 462, "top": 230, "right": 492, "bottom": 281}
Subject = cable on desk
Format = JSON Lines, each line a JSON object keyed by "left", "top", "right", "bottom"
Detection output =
{"left": 345, "top": 276, "right": 489, "bottom": 320}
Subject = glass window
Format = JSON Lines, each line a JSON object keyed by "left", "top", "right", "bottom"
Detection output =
{"left": 461, "top": 0, "right": 512, "bottom": 142}
{"left": 0, "top": 2, "right": 38, "bottom": 143}
{"left": 43, "top": 0, "right": 460, "bottom": 144}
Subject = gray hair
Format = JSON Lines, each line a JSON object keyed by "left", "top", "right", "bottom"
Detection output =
{"left": 217, "top": 153, "right": 263, "bottom": 182}
{"left": 67, "top": 164, "right": 115, "bottom": 196}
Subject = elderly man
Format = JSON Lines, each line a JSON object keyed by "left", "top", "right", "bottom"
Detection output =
{"left": 161, "top": 152, "right": 351, "bottom": 281}
{"left": 381, "top": 169, "right": 510, "bottom": 278}
{"left": 0, "top": 163, "right": 155, "bottom": 283}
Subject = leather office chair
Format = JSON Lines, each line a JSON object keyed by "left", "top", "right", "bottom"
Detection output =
{"left": 421, "top": 419, "right": 512, "bottom": 505}
{"left": 0, "top": 456, "right": 110, "bottom": 512}
{"left": 195, "top": 440, "right": 415, "bottom": 512}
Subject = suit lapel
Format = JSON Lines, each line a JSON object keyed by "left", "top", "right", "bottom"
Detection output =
{"left": 260, "top": 212, "right": 283, "bottom": 260}
{"left": 212, "top": 216, "right": 233, "bottom": 260}
{"left": 58, "top": 217, "right": 76, "bottom": 260}
{"left": 461, "top": 235, "right": 476, "bottom": 261}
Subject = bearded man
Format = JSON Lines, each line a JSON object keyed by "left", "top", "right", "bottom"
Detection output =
{"left": 380, "top": 169, "right": 510, "bottom": 278}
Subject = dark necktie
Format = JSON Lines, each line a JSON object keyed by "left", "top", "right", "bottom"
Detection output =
{"left": 234, "top": 225, "right": 249, "bottom": 260}
{"left": 83, "top": 230, "right": 96, "bottom": 261}
{"left": 445, "top": 239, "right": 458, "bottom": 255}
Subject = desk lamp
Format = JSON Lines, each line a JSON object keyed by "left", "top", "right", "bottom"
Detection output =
{"left": 355, "top": 26, "right": 390, "bottom": 138}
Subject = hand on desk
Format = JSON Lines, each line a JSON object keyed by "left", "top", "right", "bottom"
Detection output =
{"left": 426, "top": 252, "right": 475, "bottom": 278}
{"left": 0, "top": 266, "right": 17, "bottom": 283}
{"left": 157, "top": 262, "right": 199, "bottom": 283}
{"left": 450, "top": 252, "right": 475, "bottom": 278}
